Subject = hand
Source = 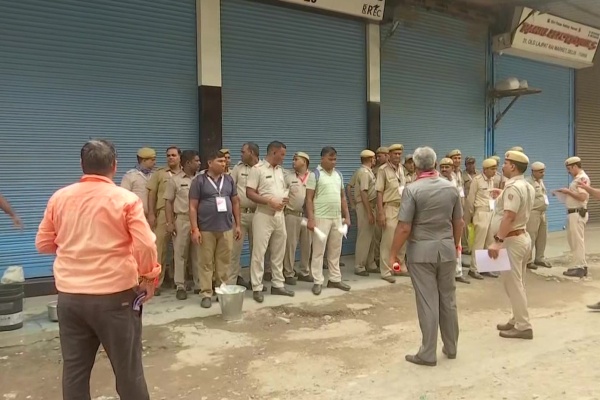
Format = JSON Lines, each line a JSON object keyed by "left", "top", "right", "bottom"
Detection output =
{"left": 377, "top": 212, "right": 386, "bottom": 228}
{"left": 138, "top": 278, "right": 156, "bottom": 304}
{"left": 307, "top": 218, "right": 315, "bottom": 232}
{"left": 343, "top": 217, "right": 351, "bottom": 228}
{"left": 456, "top": 245, "right": 462, "bottom": 258}
{"left": 282, "top": 197, "right": 290, "bottom": 206}
{"left": 234, "top": 226, "right": 242, "bottom": 241}
{"left": 147, "top": 214, "right": 156, "bottom": 229}
{"left": 368, "top": 211, "right": 375, "bottom": 225}
{"left": 268, "top": 198, "right": 284, "bottom": 211}
{"left": 191, "top": 229, "right": 202, "bottom": 245}
{"left": 487, "top": 241, "right": 502, "bottom": 259}
{"left": 11, "top": 215, "right": 23, "bottom": 230}
{"left": 489, "top": 188, "right": 502, "bottom": 199}
{"left": 166, "top": 222, "right": 176, "bottom": 236}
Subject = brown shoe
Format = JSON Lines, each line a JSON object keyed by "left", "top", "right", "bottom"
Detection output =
{"left": 496, "top": 322, "right": 515, "bottom": 331}
{"left": 297, "top": 274, "right": 315, "bottom": 283}
{"left": 327, "top": 281, "right": 351, "bottom": 291}
{"left": 442, "top": 347, "right": 456, "bottom": 360}
{"left": 499, "top": 328, "right": 533, "bottom": 340}
{"left": 405, "top": 354, "right": 436, "bottom": 367}
{"left": 382, "top": 276, "right": 396, "bottom": 284}
{"left": 587, "top": 302, "right": 600, "bottom": 310}
{"left": 354, "top": 270, "right": 369, "bottom": 277}
{"left": 468, "top": 271, "right": 484, "bottom": 280}
{"left": 271, "top": 287, "right": 295, "bottom": 297}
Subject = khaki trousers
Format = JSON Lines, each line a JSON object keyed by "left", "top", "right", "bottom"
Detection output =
{"left": 229, "top": 211, "right": 254, "bottom": 284}
{"left": 173, "top": 215, "right": 199, "bottom": 288}
{"left": 380, "top": 203, "right": 405, "bottom": 278}
{"left": 567, "top": 212, "right": 588, "bottom": 266}
{"left": 470, "top": 209, "right": 493, "bottom": 272}
{"left": 373, "top": 225, "right": 382, "bottom": 263}
{"left": 526, "top": 210, "right": 548, "bottom": 263}
{"left": 310, "top": 218, "right": 343, "bottom": 285}
{"left": 355, "top": 202, "right": 376, "bottom": 273}
{"left": 199, "top": 230, "right": 233, "bottom": 298}
{"left": 284, "top": 212, "right": 311, "bottom": 278}
{"left": 155, "top": 210, "right": 173, "bottom": 286}
{"left": 501, "top": 233, "right": 532, "bottom": 331}
{"left": 250, "top": 211, "right": 286, "bottom": 291}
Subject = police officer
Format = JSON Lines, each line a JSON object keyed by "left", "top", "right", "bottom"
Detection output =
{"left": 488, "top": 150, "right": 535, "bottom": 340}
{"left": 164, "top": 150, "right": 201, "bottom": 300}
{"left": 404, "top": 154, "right": 416, "bottom": 184}
{"left": 526, "top": 162, "right": 551, "bottom": 270}
{"left": 376, "top": 143, "right": 407, "bottom": 283}
{"left": 353, "top": 150, "right": 378, "bottom": 277}
{"left": 221, "top": 148, "right": 232, "bottom": 174}
{"left": 491, "top": 155, "right": 506, "bottom": 189}
{"left": 554, "top": 156, "right": 590, "bottom": 278}
{"left": 447, "top": 149, "right": 464, "bottom": 194}
{"left": 121, "top": 147, "right": 156, "bottom": 218}
{"left": 283, "top": 152, "right": 313, "bottom": 284}
{"left": 372, "top": 146, "right": 389, "bottom": 268}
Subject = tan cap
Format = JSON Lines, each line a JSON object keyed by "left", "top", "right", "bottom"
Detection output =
{"left": 388, "top": 144, "right": 404, "bottom": 152}
{"left": 531, "top": 161, "right": 545, "bottom": 171}
{"left": 295, "top": 151, "right": 310, "bottom": 162}
{"left": 376, "top": 146, "right": 389, "bottom": 154}
{"left": 505, "top": 150, "right": 529, "bottom": 164}
{"left": 509, "top": 146, "right": 524, "bottom": 152}
{"left": 137, "top": 147, "right": 156, "bottom": 159}
{"left": 440, "top": 157, "right": 454, "bottom": 166}
{"left": 447, "top": 149, "right": 461, "bottom": 157}
{"left": 491, "top": 155, "right": 501, "bottom": 162}
{"left": 361, "top": 149, "right": 375, "bottom": 158}
{"left": 482, "top": 158, "right": 497, "bottom": 169}
{"left": 565, "top": 156, "right": 581, "bottom": 166}
{"left": 404, "top": 154, "right": 413, "bottom": 161}
{"left": 219, "top": 148, "right": 230, "bottom": 155}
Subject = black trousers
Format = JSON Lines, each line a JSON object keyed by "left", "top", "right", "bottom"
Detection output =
{"left": 57, "top": 289, "right": 150, "bottom": 400}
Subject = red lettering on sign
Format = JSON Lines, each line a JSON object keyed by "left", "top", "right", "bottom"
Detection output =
{"left": 519, "top": 22, "right": 598, "bottom": 51}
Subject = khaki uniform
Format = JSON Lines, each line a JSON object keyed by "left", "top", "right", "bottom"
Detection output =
{"left": 372, "top": 164, "right": 385, "bottom": 263}
{"left": 353, "top": 165, "right": 377, "bottom": 274}
{"left": 488, "top": 175, "right": 535, "bottom": 331}
{"left": 247, "top": 161, "right": 288, "bottom": 291}
{"left": 565, "top": 171, "right": 590, "bottom": 266}
{"left": 376, "top": 162, "right": 406, "bottom": 278}
{"left": 526, "top": 176, "right": 549, "bottom": 264}
{"left": 347, "top": 170, "right": 359, "bottom": 210}
{"left": 465, "top": 174, "right": 496, "bottom": 272}
{"left": 147, "top": 167, "right": 179, "bottom": 285}
{"left": 463, "top": 170, "right": 478, "bottom": 197}
{"left": 164, "top": 172, "right": 199, "bottom": 289}
{"left": 405, "top": 170, "right": 416, "bottom": 185}
{"left": 283, "top": 170, "right": 311, "bottom": 278}
{"left": 121, "top": 169, "right": 151, "bottom": 215}
{"left": 494, "top": 172, "right": 505, "bottom": 189}
{"left": 229, "top": 162, "right": 258, "bottom": 283}
{"left": 452, "top": 169, "right": 468, "bottom": 251}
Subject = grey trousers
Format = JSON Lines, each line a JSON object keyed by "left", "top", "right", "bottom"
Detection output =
{"left": 57, "top": 289, "right": 150, "bottom": 400}
{"left": 407, "top": 260, "right": 459, "bottom": 363}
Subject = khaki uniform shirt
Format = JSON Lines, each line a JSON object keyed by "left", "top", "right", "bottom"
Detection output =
{"left": 526, "top": 176, "right": 548, "bottom": 212}
{"left": 247, "top": 160, "right": 287, "bottom": 212}
{"left": 463, "top": 170, "right": 478, "bottom": 197}
{"left": 285, "top": 170, "right": 309, "bottom": 212}
{"left": 353, "top": 165, "right": 377, "bottom": 205}
{"left": 489, "top": 175, "right": 534, "bottom": 234}
{"left": 146, "top": 167, "right": 179, "bottom": 213}
{"left": 493, "top": 172, "right": 505, "bottom": 189}
{"left": 376, "top": 162, "right": 406, "bottom": 204}
{"left": 121, "top": 169, "right": 151, "bottom": 214}
{"left": 566, "top": 170, "right": 590, "bottom": 209}
{"left": 231, "top": 161, "right": 258, "bottom": 210}
{"left": 466, "top": 174, "right": 495, "bottom": 214}
{"left": 451, "top": 169, "right": 465, "bottom": 198}
{"left": 164, "top": 172, "right": 196, "bottom": 215}
{"left": 405, "top": 171, "right": 416, "bottom": 185}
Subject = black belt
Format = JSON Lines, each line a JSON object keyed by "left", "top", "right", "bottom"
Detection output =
{"left": 568, "top": 208, "right": 587, "bottom": 217}
{"left": 284, "top": 209, "right": 304, "bottom": 218}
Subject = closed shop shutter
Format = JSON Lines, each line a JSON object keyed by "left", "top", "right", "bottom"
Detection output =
{"left": 381, "top": 11, "right": 487, "bottom": 162}
{"left": 575, "top": 63, "right": 600, "bottom": 222}
{"left": 494, "top": 55, "right": 572, "bottom": 232}
{"left": 221, "top": 0, "right": 367, "bottom": 264}
{"left": 0, "top": 0, "right": 198, "bottom": 278}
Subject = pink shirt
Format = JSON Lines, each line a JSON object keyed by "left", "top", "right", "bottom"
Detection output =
{"left": 36, "top": 175, "right": 161, "bottom": 295}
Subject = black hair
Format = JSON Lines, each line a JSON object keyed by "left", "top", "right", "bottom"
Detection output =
{"left": 321, "top": 146, "right": 337, "bottom": 157}
{"left": 181, "top": 150, "right": 199, "bottom": 166}
{"left": 166, "top": 146, "right": 182, "bottom": 155}
{"left": 243, "top": 142, "right": 260, "bottom": 157}
{"left": 267, "top": 141, "right": 286, "bottom": 154}
{"left": 509, "top": 160, "right": 528, "bottom": 174}
{"left": 207, "top": 150, "right": 226, "bottom": 162}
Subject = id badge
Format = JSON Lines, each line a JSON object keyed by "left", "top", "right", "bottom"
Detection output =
{"left": 398, "top": 186, "right": 405, "bottom": 196}
{"left": 543, "top": 194, "right": 549, "bottom": 205}
{"left": 216, "top": 197, "right": 227, "bottom": 213}
{"left": 489, "top": 199, "right": 495, "bottom": 211}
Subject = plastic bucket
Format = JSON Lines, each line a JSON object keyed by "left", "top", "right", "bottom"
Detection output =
{"left": 215, "top": 285, "right": 247, "bottom": 322}
{"left": 0, "top": 283, "right": 24, "bottom": 331}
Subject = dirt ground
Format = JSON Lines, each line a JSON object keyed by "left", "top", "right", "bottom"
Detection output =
{"left": 2, "top": 255, "right": 600, "bottom": 400}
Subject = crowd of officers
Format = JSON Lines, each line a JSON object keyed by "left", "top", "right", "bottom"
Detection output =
{"left": 118, "top": 142, "right": 591, "bottom": 308}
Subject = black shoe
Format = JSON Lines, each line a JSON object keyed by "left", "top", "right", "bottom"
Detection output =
{"left": 271, "top": 287, "right": 295, "bottom": 297}
{"left": 587, "top": 302, "right": 600, "bottom": 310}
{"left": 155, "top": 288, "right": 161, "bottom": 296}
{"left": 297, "top": 274, "right": 315, "bottom": 283}
{"left": 253, "top": 291, "right": 264, "bottom": 303}
{"left": 284, "top": 277, "right": 297, "bottom": 286}
{"left": 237, "top": 276, "right": 252, "bottom": 290}
{"left": 193, "top": 289, "right": 201, "bottom": 295}
{"left": 455, "top": 276, "right": 470, "bottom": 284}
{"left": 563, "top": 267, "right": 587, "bottom": 278}
{"left": 366, "top": 267, "right": 381, "bottom": 274}
{"left": 481, "top": 272, "right": 499, "bottom": 278}
{"left": 526, "top": 263, "right": 538, "bottom": 270}
{"left": 468, "top": 271, "right": 484, "bottom": 280}
{"left": 176, "top": 288, "right": 187, "bottom": 300}
{"left": 442, "top": 347, "right": 456, "bottom": 360}
{"left": 264, "top": 272, "right": 273, "bottom": 282}
{"left": 200, "top": 297, "right": 212, "bottom": 309}
{"left": 327, "top": 281, "right": 351, "bottom": 291}
{"left": 339, "top": 262, "right": 346, "bottom": 267}
{"left": 354, "top": 271, "right": 369, "bottom": 277}
{"left": 322, "top": 263, "right": 329, "bottom": 270}
{"left": 405, "top": 354, "right": 436, "bottom": 367}
{"left": 312, "top": 284, "right": 322, "bottom": 296}
{"left": 535, "top": 260, "right": 552, "bottom": 268}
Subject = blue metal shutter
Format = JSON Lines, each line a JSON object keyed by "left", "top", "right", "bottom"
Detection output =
{"left": 493, "top": 55, "right": 572, "bottom": 232}
{"left": 221, "top": 0, "right": 367, "bottom": 263}
{"left": 0, "top": 0, "right": 198, "bottom": 279}
{"left": 381, "top": 11, "right": 487, "bottom": 162}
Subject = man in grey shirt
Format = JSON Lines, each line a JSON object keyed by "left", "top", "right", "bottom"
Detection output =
{"left": 390, "top": 146, "right": 464, "bottom": 367}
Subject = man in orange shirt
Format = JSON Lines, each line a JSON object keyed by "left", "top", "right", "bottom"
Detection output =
{"left": 36, "top": 140, "right": 160, "bottom": 400}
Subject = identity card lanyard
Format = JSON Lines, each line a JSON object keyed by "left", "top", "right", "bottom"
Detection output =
{"left": 207, "top": 175, "right": 228, "bottom": 213}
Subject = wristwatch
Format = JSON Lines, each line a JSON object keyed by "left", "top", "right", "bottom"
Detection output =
{"left": 494, "top": 235, "right": 504, "bottom": 243}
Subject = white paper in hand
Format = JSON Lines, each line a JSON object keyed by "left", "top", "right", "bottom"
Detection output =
{"left": 338, "top": 224, "right": 348, "bottom": 238}
{"left": 313, "top": 228, "right": 327, "bottom": 242}
{"left": 474, "top": 249, "right": 510, "bottom": 272}
{"left": 300, "top": 218, "right": 308, "bottom": 227}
